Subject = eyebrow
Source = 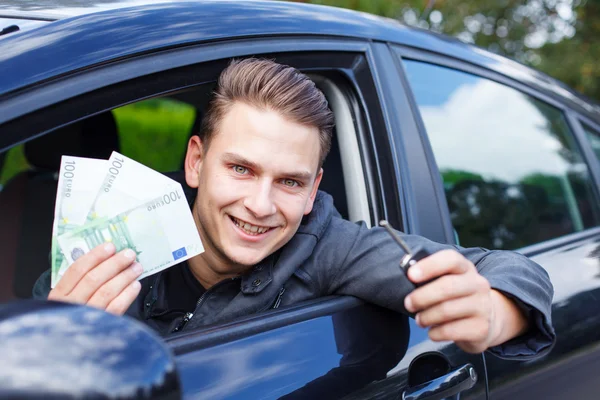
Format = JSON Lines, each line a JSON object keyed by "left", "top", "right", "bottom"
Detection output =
{"left": 222, "top": 152, "right": 314, "bottom": 182}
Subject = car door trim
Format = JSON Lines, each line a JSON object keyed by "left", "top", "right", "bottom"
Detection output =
{"left": 166, "top": 295, "right": 363, "bottom": 355}
{"left": 565, "top": 111, "right": 600, "bottom": 199}
{"left": 368, "top": 41, "right": 451, "bottom": 242}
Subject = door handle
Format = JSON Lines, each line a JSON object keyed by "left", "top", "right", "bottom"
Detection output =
{"left": 403, "top": 363, "right": 477, "bottom": 400}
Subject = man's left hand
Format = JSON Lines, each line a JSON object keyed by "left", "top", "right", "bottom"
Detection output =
{"left": 404, "top": 249, "right": 529, "bottom": 354}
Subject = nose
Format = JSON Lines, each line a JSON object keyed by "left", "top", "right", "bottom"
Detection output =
{"left": 243, "top": 180, "right": 277, "bottom": 219}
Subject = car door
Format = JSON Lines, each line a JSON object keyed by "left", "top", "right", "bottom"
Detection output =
{"left": 158, "top": 44, "right": 482, "bottom": 400}
{"left": 0, "top": 33, "right": 468, "bottom": 399}
{"left": 386, "top": 43, "right": 600, "bottom": 399}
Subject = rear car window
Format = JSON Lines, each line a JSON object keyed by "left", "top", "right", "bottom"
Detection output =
{"left": 403, "top": 60, "right": 600, "bottom": 250}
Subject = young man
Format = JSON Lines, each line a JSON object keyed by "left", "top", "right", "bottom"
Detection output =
{"left": 35, "top": 58, "right": 554, "bottom": 357}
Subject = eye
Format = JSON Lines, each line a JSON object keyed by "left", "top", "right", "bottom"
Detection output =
{"left": 282, "top": 179, "right": 299, "bottom": 188}
{"left": 233, "top": 165, "right": 248, "bottom": 175}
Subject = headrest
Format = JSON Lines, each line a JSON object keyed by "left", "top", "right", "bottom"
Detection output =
{"left": 25, "top": 112, "right": 120, "bottom": 171}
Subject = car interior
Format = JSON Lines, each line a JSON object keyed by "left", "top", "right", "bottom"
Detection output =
{"left": 0, "top": 72, "right": 372, "bottom": 304}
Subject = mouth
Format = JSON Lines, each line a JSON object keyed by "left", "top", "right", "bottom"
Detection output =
{"left": 229, "top": 216, "right": 274, "bottom": 236}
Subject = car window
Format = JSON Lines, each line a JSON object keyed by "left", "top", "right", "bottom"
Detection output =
{"left": 0, "top": 97, "right": 196, "bottom": 188}
{"left": 0, "top": 75, "right": 360, "bottom": 302}
{"left": 403, "top": 60, "right": 600, "bottom": 250}
{"left": 0, "top": 97, "right": 197, "bottom": 302}
{"left": 582, "top": 123, "right": 600, "bottom": 162}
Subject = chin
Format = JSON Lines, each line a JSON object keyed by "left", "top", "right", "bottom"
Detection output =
{"left": 226, "top": 248, "right": 270, "bottom": 267}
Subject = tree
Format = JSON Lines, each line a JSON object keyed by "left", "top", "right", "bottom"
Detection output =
{"left": 291, "top": 0, "right": 600, "bottom": 103}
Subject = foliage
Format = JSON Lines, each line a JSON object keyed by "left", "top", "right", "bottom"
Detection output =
{"left": 292, "top": 0, "right": 600, "bottom": 104}
{"left": 0, "top": 98, "right": 195, "bottom": 189}
{"left": 112, "top": 98, "right": 195, "bottom": 172}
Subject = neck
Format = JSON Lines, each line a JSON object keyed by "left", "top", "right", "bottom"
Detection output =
{"left": 187, "top": 252, "right": 239, "bottom": 289}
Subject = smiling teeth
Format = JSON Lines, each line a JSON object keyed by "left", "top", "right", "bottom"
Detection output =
{"left": 232, "top": 217, "right": 269, "bottom": 235}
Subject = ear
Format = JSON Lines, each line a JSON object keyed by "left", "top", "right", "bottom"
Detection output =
{"left": 184, "top": 135, "right": 205, "bottom": 189}
{"left": 304, "top": 168, "right": 324, "bottom": 215}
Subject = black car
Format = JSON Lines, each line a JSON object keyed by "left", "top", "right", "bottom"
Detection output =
{"left": 1, "top": 1, "right": 600, "bottom": 399}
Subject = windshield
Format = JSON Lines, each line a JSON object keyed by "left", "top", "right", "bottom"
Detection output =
{"left": 0, "top": 0, "right": 197, "bottom": 19}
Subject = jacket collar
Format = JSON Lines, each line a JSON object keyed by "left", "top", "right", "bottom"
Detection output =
{"left": 296, "top": 190, "right": 335, "bottom": 238}
{"left": 240, "top": 252, "right": 277, "bottom": 294}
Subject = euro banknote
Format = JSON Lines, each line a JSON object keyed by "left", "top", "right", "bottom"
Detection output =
{"left": 57, "top": 184, "right": 204, "bottom": 281}
{"left": 51, "top": 156, "right": 107, "bottom": 287}
{"left": 51, "top": 152, "right": 204, "bottom": 286}
{"left": 86, "top": 151, "right": 176, "bottom": 222}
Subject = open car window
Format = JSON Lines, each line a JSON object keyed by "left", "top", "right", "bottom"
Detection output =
{"left": 0, "top": 96, "right": 198, "bottom": 301}
{"left": 0, "top": 70, "right": 370, "bottom": 306}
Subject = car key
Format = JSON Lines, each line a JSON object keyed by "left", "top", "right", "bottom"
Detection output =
{"left": 379, "top": 220, "right": 433, "bottom": 288}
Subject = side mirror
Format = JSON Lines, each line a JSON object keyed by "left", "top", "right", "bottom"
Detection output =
{"left": 0, "top": 300, "right": 181, "bottom": 399}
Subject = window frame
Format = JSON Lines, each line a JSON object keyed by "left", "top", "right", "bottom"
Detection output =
{"left": 366, "top": 42, "right": 449, "bottom": 243}
{"left": 571, "top": 113, "right": 600, "bottom": 167}
{"left": 391, "top": 44, "right": 600, "bottom": 254}
{"left": 0, "top": 37, "right": 400, "bottom": 343}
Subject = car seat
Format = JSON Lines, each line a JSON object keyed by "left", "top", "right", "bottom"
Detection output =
{"left": 317, "top": 127, "right": 349, "bottom": 220}
{"left": 0, "top": 112, "right": 119, "bottom": 301}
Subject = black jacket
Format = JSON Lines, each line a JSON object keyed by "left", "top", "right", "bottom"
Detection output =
{"left": 34, "top": 191, "right": 555, "bottom": 359}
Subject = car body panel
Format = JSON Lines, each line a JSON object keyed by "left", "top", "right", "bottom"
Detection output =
{"left": 1, "top": 1, "right": 600, "bottom": 399}
{"left": 0, "top": 0, "right": 598, "bottom": 125}
{"left": 478, "top": 232, "right": 600, "bottom": 398}
{"left": 169, "top": 298, "right": 408, "bottom": 399}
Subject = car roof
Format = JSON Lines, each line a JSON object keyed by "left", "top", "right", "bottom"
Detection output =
{"left": 0, "top": 0, "right": 598, "bottom": 122}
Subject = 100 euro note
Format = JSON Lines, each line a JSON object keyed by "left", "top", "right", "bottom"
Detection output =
{"left": 57, "top": 184, "right": 204, "bottom": 280}
{"left": 86, "top": 151, "right": 177, "bottom": 223}
{"left": 51, "top": 156, "right": 107, "bottom": 288}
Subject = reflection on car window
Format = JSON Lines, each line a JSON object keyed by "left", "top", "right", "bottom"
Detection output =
{"left": 0, "top": 97, "right": 196, "bottom": 302}
{"left": 404, "top": 60, "right": 600, "bottom": 249}
{"left": 582, "top": 123, "right": 600, "bottom": 163}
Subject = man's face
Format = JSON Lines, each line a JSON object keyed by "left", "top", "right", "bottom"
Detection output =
{"left": 185, "top": 102, "right": 323, "bottom": 273}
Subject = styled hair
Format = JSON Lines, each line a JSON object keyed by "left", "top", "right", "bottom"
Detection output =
{"left": 199, "top": 58, "right": 334, "bottom": 168}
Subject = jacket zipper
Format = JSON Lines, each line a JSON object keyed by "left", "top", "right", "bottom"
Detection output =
{"left": 171, "top": 276, "right": 241, "bottom": 333}
{"left": 273, "top": 286, "right": 286, "bottom": 309}
{"left": 172, "top": 312, "right": 193, "bottom": 333}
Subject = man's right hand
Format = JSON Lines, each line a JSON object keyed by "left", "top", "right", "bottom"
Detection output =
{"left": 48, "top": 243, "right": 143, "bottom": 315}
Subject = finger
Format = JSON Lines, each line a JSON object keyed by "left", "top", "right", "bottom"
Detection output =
{"left": 405, "top": 273, "right": 489, "bottom": 313}
{"left": 429, "top": 317, "right": 491, "bottom": 352}
{"left": 49, "top": 242, "right": 116, "bottom": 298}
{"left": 67, "top": 249, "right": 137, "bottom": 304}
{"left": 408, "top": 249, "right": 473, "bottom": 284}
{"left": 87, "top": 262, "right": 144, "bottom": 310}
{"left": 416, "top": 293, "right": 487, "bottom": 327}
{"left": 105, "top": 281, "right": 142, "bottom": 316}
